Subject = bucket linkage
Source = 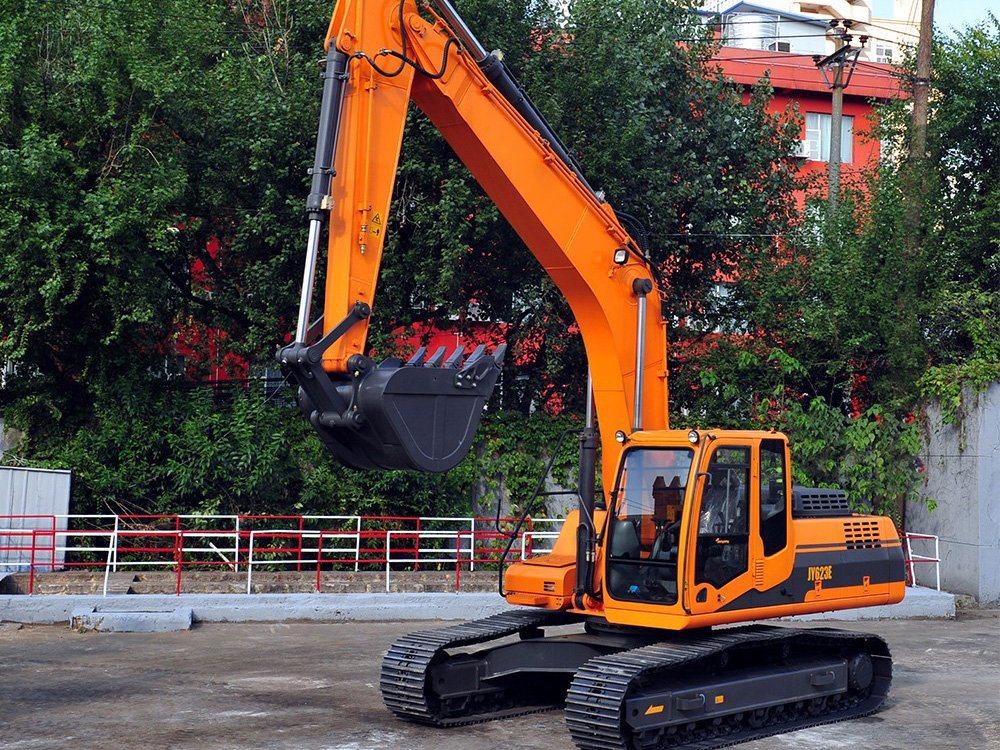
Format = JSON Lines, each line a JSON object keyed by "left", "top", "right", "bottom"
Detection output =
{"left": 278, "top": 302, "right": 505, "bottom": 472}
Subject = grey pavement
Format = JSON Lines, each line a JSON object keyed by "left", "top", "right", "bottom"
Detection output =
{"left": 0, "top": 614, "right": 996, "bottom": 750}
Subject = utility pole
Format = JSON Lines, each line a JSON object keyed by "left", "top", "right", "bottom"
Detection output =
{"left": 910, "top": 0, "right": 935, "bottom": 163}
{"left": 827, "top": 20, "right": 849, "bottom": 212}
{"left": 815, "top": 20, "right": 864, "bottom": 212}
{"left": 906, "top": 0, "right": 935, "bottom": 241}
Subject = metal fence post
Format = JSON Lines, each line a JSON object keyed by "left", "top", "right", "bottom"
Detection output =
{"left": 102, "top": 526, "right": 117, "bottom": 598}
{"left": 174, "top": 530, "right": 183, "bottom": 595}
{"left": 234, "top": 516, "right": 241, "bottom": 573}
{"left": 246, "top": 530, "right": 255, "bottom": 595}
{"left": 316, "top": 530, "right": 324, "bottom": 592}
{"left": 904, "top": 533, "right": 916, "bottom": 586}
{"left": 354, "top": 516, "right": 361, "bottom": 572}
{"left": 112, "top": 515, "right": 120, "bottom": 572}
{"left": 935, "top": 536, "right": 941, "bottom": 591}
{"left": 385, "top": 530, "right": 393, "bottom": 593}
{"left": 28, "top": 530, "right": 36, "bottom": 595}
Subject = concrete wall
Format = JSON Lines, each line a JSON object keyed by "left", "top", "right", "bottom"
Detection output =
{"left": 908, "top": 383, "right": 1000, "bottom": 605}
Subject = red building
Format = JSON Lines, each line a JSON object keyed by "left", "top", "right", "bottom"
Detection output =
{"left": 714, "top": 46, "right": 904, "bottom": 201}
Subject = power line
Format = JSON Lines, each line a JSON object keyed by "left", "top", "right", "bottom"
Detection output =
{"left": 861, "top": 19, "right": 921, "bottom": 40}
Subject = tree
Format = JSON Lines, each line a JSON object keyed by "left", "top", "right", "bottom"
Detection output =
{"left": 1, "top": 0, "right": 804, "bottom": 515}
{"left": 0, "top": 0, "right": 330, "bottom": 434}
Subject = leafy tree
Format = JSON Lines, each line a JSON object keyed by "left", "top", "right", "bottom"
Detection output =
{"left": 0, "top": 0, "right": 810, "bottom": 516}
{"left": 0, "top": 0, "right": 330, "bottom": 433}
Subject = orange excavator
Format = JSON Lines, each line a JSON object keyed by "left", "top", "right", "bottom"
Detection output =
{"left": 276, "top": 1, "right": 907, "bottom": 747}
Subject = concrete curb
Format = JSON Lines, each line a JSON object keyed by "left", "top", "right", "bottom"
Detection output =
{"left": 70, "top": 606, "right": 194, "bottom": 633}
{"left": 0, "top": 587, "right": 954, "bottom": 626}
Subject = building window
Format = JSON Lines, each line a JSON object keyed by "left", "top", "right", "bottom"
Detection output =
{"left": 804, "top": 112, "right": 854, "bottom": 163}
{"left": 875, "top": 44, "right": 894, "bottom": 64}
{"left": 722, "top": 12, "right": 779, "bottom": 51}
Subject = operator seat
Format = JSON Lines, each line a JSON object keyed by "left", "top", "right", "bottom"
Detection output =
{"left": 608, "top": 518, "right": 641, "bottom": 598}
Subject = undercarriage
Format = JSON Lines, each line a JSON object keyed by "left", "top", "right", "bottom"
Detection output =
{"left": 381, "top": 610, "right": 892, "bottom": 750}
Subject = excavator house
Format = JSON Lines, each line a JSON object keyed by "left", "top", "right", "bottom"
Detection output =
{"left": 276, "top": 1, "right": 907, "bottom": 748}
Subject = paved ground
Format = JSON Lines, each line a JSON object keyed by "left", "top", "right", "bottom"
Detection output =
{"left": 0, "top": 614, "right": 996, "bottom": 750}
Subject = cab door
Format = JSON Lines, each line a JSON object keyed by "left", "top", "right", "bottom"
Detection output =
{"left": 684, "top": 440, "right": 759, "bottom": 614}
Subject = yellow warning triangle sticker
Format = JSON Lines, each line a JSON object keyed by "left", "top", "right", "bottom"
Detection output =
{"left": 372, "top": 212, "right": 383, "bottom": 226}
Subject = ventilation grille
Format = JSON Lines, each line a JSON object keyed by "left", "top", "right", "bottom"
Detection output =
{"left": 792, "top": 486, "right": 852, "bottom": 518}
{"left": 754, "top": 559, "right": 765, "bottom": 587}
{"left": 843, "top": 520, "right": 882, "bottom": 550}
{"left": 543, "top": 581, "right": 556, "bottom": 593}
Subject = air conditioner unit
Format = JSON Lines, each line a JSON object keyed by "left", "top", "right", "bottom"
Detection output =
{"left": 767, "top": 41, "right": 792, "bottom": 53}
{"left": 792, "top": 140, "right": 811, "bottom": 158}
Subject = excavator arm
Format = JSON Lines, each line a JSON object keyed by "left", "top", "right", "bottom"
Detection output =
{"left": 279, "top": 0, "right": 668, "bottom": 489}
{"left": 278, "top": 6, "right": 910, "bottom": 745}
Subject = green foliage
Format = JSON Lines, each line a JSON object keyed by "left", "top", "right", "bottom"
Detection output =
{"left": 8, "top": 377, "right": 579, "bottom": 518}
{"left": 758, "top": 395, "right": 922, "bottom": 521}
{"left": 0, "top": 0, "right": 330, "bottom": 428}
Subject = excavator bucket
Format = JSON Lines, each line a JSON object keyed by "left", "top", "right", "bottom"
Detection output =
{"left": 293, "top": 343, "right": 506, "bottom": 473}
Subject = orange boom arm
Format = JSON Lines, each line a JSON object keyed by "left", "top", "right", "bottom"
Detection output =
{"left": 281, "top": 0, "right": 668, "bottom": 488}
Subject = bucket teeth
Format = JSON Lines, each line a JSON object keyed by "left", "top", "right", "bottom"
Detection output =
{"left": 405, "top": 346, "right": 427, "bottom": 367}
{"left": 465, "top": 344, "right": 487, "bottom": 366}
{"left": 426, "top": 346, "right": 448, "bottom": 367}
{"left": 445, "top": 346, "right": 465, "bottom": 367}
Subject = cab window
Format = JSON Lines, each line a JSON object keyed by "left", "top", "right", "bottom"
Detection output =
{"left": 759, "top": 439, "right": 788, "bottom": 556}
{"left": 694, "top": 445, "right": 750, "bottom": 588}
{"left": 606, "top": 448, "right": 693, "bottom": 605}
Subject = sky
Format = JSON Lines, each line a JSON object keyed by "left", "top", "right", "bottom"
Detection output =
{"left": 934, "top": 0, "right": 998, "bottom": 33}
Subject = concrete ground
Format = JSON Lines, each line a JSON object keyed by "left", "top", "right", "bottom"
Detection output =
{"left": 0, "top": 615, "right": 996, "bottom": 750}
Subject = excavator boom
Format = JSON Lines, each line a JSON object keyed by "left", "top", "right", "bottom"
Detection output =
{"left": 279, "top": 0, "right": 666, "bottom": 483}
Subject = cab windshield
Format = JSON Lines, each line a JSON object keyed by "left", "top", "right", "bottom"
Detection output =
{"left": 606, "top": 447, "right": 694, "bottom": 604}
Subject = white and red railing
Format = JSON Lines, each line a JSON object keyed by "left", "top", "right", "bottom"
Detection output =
{"left": 0, "top": 513, "right": 564, "bottom": 594}
{"left": 901, "top": 531, "right": 942, "bottom": 591}
{"left": 0, "top": 514, "right": 941, "bottom": 595}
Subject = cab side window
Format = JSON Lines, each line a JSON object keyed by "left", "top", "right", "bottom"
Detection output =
{"left": 695, "top": 446, "right": 750, "bottom": 588}
{"left": 759, "top": 439, "right": 788, "bottom": 556}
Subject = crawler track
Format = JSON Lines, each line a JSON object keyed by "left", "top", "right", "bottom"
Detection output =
{"left": 565, "top": 625, "right": 891, "bottom": 750}
{"left": 380, "top": 609, "right": 581, "bottom": 726}
{"left": 381, "top": 616, "right": 891, "bottom": 750}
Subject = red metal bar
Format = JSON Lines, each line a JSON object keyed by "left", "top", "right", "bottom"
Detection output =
{"left": 296, "top": 516, "right": 305, "bottom": 572}
{"left": 316, "top": 530, "right": 325, "bottom": 592}
{"left": 414, "top": 517, "right": 421, "bottom": 572}
{"left": 28, "top": 530, "right": 37, "bottom": 594}
{"left": 174, "top": 530, "right": 183, "bottom": 595}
